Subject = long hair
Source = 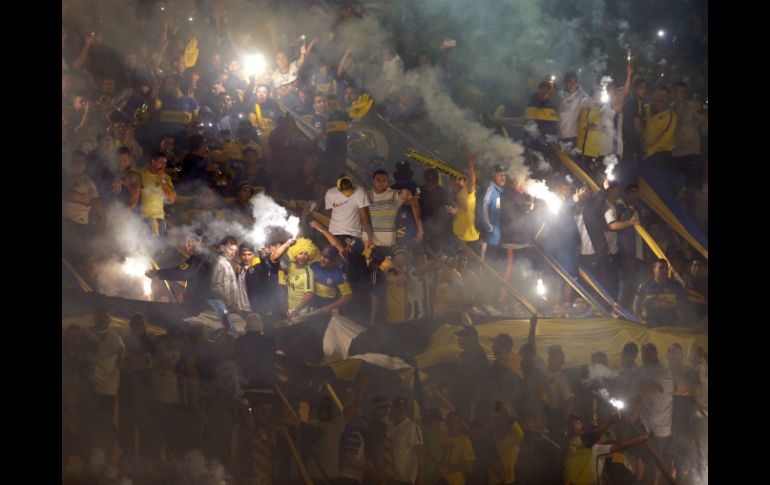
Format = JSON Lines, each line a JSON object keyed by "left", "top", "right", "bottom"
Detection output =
{"left": 287, "top": 237, "right": 319, "bottom": 263}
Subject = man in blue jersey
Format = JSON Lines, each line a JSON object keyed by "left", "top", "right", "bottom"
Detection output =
{"left": 481, "top": 164, "right": 507, "bottom": 272}
{"left": 311, "top": 246, "right": 353, "bottom": 314}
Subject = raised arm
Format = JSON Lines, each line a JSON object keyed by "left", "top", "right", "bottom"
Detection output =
{"left": 358, "top": 206, "right": 375, "bottom": 248}
{"left": 309, "top": 220, "right": 347, "bottom": 258}
{"left": 527, "top": 315, "right": 538, "bottom": 351}
{"left": 337, "top": 46, "right": 354, "bottom": 78}
{"left": 466, "top": 155, "right": 477, "bottom": 192}
{"left": 613, "top": 62, "right": 634, "bottom": 113}
{"left": 270, "top": 238, "right": 296, "bottom": 263}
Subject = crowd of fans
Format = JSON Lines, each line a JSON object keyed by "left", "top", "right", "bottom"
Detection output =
{"left": 62, "top": 0, "right": 707, "bottom": 483}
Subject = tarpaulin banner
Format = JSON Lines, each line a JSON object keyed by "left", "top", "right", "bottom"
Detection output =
{"left": 638, "top": 176, "right": 708, "bottom": 259}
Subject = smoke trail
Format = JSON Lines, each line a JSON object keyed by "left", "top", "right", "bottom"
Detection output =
{"left": 587, "top": 362, "right": 619, "bottom": 381}
{"left": 247, "top": 193, "right": 300, "bottom": 247}
{"left": 603, "top": 154, "right": 618, "bottom": 180}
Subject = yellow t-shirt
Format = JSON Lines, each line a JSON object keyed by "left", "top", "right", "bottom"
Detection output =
{"left": 221, "top": 140, "right": 263, "bottom": 162}
{"left": 491, "top": 422, "right": 524, "bottom": 484}
{"left": 286, "top": 263, "right": 314, "bottom": 312}
{"left": 385, "top": 267, "right": 410, "bottom": 324}
{"left": 443, "top": 434, "right": 475, "bottom": 485}
{"left": 576, "top": 106, "right": 603, "bottom": 158}
{"left": 643, "top": 109, "right": 678, "bottom": 159}
{"left": 432, "top": 268, "right": 464, "bottom": 316}
{"left": 140, "top": 168, "right": 174, "bottom": 219}
{"left": 452, "top": 188, "right": 480, "bottom": 242}
{"left": 564, "top": 435, "right": 593, "bottom": 485}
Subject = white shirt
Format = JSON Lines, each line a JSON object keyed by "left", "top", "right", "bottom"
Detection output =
{"left": 64, "top": 175, "right": 98, "bottom": 225}
{"left": 325, "top": 186, "right": 370, "bottom": 238}
{"left": 307, "top": 415, "right": 346, "bottom": 479}
{"left": 367, "top": 188, "right": 404, "bottom": 247}
{"left": 271, "top": 61, "right": 299, "bottom": 88}
{"left": 639, "top": 363, "right": 674, "bottom": 437}
{"left": 603, "top": 202, "right": 619, "bottom": 255}
{"left": 153, "top": 339, "right": 182, "bottom": 404}
{"left": 382, "top": 54, "right": 404, "bottom": 84}
{"left": 546, "top": 369, "right": 574, "bottom": 411}
{"left": 90, "top": 328, "right": 125, "bottom": 396}
{"left": 575, "top": 211, "right": 595, "bottom": 255}
{"left": 591, "top": 443, "right": 615, "bottom": 483}
{"left": 389, "top": 417, "right": 423, "bottom": 483}
{"left": 558, "top": 87, "right": 588, "bottom": 139}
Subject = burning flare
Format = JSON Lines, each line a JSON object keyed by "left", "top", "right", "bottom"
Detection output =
{"left": 525, "top": 180, "right": 562, "bottom": 214}
{"left": 123, "top": 257, "right": 152, "bottom": 298}
{"left": 243, "top": 54, "right": 267, "bottom": 77}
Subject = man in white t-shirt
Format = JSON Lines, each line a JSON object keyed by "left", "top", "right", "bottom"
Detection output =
{"left": 325, "top": 176, "right": 374, "bottom": 246}
{"left": 388, "top": 398, "right": 423, "bottom": 484}
{"left": 602, "top": 182, "right": 636, "bottom": 300}
{"left": 558, "top": 71, "right": 588, "bottom": 143}
{"left": 367, "top": 169, "right": 417, "bottom": 252}
{"left": 306, "top": 397, "right": 347, "bottom": 481}
{"left": 271, "top": 43, "right": 313, "bottom": 89}
{"left": 636, "top": 343, "right": 674, "bottom": 484}
{"left": 84, "top": 309, "right": 125, "bottom": 455}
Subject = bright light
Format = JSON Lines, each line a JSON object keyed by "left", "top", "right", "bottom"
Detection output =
{"left": 188, "top": 16, "right": 194, "bottom": 22}
{"left": 160, "top": 5, "right": 165, "bottom": 11}
{"left": 123, "top": 257, "right": 153, "bottom": 298}
{"left": 550, "top": 75, "right": 556, "bottom": 81}
{"left": 610, "top": 398, "right": 625, "bottom": 410}
{"left": 525, "top": 179, "right": 562, "bottom": 214}
{"left": 243, "top": 54, "right": 267, "bottom": 77}
{"left": 599, "top": 76, "right": 612, "bottom": 104}
{"left": 657, "top": 30, "right": 665, "bottom": 37}
{"left": 536, "top": 278, "right": 546, "bottom": 296}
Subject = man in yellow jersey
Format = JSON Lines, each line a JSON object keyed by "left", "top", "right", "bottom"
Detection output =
{"left": 447, "top": 155, "right": 481, "bottom": 261}
{"left": 441, "top": 411, "right": 475, "bottom": 485}
{"left": 139, "top": 152, "right": 176, "bottom": 237}
{"left": 643, "top": 85, "right": 679, "bottom": 195}
{"left": 384, "top": 246, "right": 418, "bottom": 324}
{"left": 286, "top": 238, "right": 318, "bottom": 323}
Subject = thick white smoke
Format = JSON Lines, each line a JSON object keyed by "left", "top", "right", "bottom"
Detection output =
{"left": 247, "top": 193, "right": 300, "bottom": 247}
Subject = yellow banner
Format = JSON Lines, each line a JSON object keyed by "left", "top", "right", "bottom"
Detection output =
{"left": 415, "top": 319, "right": 707, "bottom": 370}
{"left": 639, "top": 179, "right": 708, "bottom": 260}
{"left": 554, "top": 150, "right": 601, "bottom": 191}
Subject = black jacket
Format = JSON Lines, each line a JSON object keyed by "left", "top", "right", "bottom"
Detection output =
{"left": 156, "top": 252, "right": 213, "bottom": 306}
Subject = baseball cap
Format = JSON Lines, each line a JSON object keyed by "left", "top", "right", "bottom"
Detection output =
{"left": 321, "top": 245, "right": 339, "bottom": 260}
{"left": 337, "top": 176, "right": 354, "bottom": 196}
{"left": 394, "top": 160, "right": 414, "bottom": 179}
{"left": 493, "top": 163, "right": 507, "bottom": 174}
{"left": 371, "top": 396, "right": 391, "bottom": 409}
{"left": 455, "top": 325, "right": 478, "bottom": 339}
{"left": 243, "top": 387, "right": 275, "bottom": 403}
